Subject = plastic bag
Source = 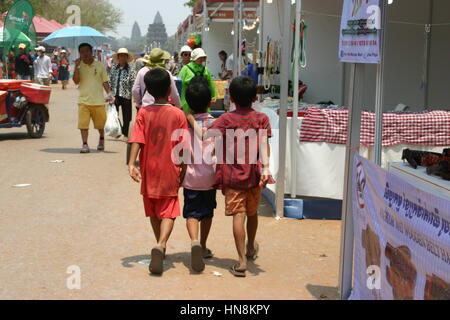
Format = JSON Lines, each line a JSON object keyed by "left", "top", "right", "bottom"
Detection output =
{"left": 105, "top": 104, "right": 122, "bottom": 138}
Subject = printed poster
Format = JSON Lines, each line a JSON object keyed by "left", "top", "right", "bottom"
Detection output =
{"left": 350, "top": 155, "right": 450, "bottom": 300}
{"left": 339, "top": 0, "right": 381, "bottom": 64}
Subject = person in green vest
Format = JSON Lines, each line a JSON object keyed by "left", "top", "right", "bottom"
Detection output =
{"left": 179, "top": 48, "right": 216, "bottom": 112}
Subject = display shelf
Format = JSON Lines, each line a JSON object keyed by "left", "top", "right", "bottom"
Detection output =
{"left": 388, "top": 162, "right": 450, "bottom": 200}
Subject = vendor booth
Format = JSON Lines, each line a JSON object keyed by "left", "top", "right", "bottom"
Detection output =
{"left": 201, "top": 0, "right": 260, "bottom": 79}
{"left": 252, "top": 1, "right": 449, "bottom": 299}
{"left": 254, "top": 0, "right": 450, "bottom": 205}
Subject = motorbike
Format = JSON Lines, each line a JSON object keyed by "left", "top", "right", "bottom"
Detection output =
{"left": 0, "top": 80, "right": 50, "bottom": 138}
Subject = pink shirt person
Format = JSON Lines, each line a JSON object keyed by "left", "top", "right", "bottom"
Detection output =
{"left": 182, "top": 113, "right": 216, "bottom": 191}
{"left": 132, "top": 67, "right": 181, "bottom": 108}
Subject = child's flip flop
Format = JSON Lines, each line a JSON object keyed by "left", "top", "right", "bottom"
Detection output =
{"left": 191, "top": 242, "right": 205, "bottom": 273}
{"left": 203, "top": 248, "right": 213, "bottom": 259}
{"left": 246, "top": 242, "right": 259, "bottom": 261}
{"left": 149, "top": 246, "right": 165, "bottom": 275}
{"left": 229, "top": 264, "right": 246, "bottom": 278}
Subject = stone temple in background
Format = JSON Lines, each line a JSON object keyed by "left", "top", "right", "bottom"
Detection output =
{"left": 147, "top": 11, "right": 168, "bottom": 49}
{"left": 131, "top": 21, "right": 142, "bottom": 41}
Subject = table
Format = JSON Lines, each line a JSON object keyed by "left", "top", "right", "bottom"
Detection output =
{"left": 389, "top": 162, "right": 450, "bottom": 200}
{"left": 264, "top": 112, "right": 447, "bottom": 200}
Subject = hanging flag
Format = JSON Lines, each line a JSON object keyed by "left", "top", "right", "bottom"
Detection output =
{"left": 27, "top": 21, "right": 37, "bottom": 50}
{"left": 3, "top": 0, "right": 35, "bottom": 54}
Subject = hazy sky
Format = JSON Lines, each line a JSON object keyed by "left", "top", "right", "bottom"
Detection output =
{"left": 108, "top": 0, "right": 192, "bottom": 38}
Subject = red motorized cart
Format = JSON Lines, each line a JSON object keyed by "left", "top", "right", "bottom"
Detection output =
{"left": 0, "top": 80, "right": 51, "bottom": 138}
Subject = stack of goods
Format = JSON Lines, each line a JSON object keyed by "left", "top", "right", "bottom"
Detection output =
{"left": 402, "top": 149, "right": 450, "bottom": 181}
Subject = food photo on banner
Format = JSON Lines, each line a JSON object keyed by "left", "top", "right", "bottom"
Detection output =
{"left": 350, "top": 154, "right": 450, "bottom": 300}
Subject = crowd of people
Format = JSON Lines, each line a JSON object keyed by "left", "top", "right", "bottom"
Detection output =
{"left": 72, "top": 42, "right": 273, "bottom": 278}
{"left": 1, "top": 44, "right": 71, "bottom": 90}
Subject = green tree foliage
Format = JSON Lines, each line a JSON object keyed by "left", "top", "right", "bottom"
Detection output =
{"left": 184, "top": 0, "right": 199, "bottom": 8}
{"left": 1, "top": 0, "right": 123, "bottom": 33}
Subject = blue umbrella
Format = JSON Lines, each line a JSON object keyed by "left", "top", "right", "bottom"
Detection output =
{"left": 42, "top": 26, "right": 110, "bottom": 48}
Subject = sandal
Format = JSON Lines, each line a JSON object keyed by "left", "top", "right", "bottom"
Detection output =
{"left": 80, "top": 144, "right": 90, "bottom": 154}
{"left": 191, "top": 242, "right": 205, "bottom": 273}
{"left": 246, "top": 242, "right": 259, "bottom": 260}
{"left": 229, "top": 264, "right": 246, "bottom": 278}
{"left": 97, "top": 137, "right": 105, "bottom": 151}
{"left": 203, "top": 248, "right": 213, "bottom": 259}
{"left": 149, "top": 246, "right": 165, "bottom": 275}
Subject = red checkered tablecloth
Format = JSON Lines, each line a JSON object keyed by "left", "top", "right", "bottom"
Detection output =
{"left": 299, "top": 107, "right": 450, "bottom": 147}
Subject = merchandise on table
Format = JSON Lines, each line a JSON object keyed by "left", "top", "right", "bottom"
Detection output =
{"left": 401, "top": 148, "right": 450, "bottom": 181}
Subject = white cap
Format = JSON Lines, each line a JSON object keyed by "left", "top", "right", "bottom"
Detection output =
{"left": 191, "top": 48, "right": 207, "bottom": 61}
{"left": 36, "top": 46, "right": 46, "bottom": 52}
{"left": 180, "top": 45, "right": 192, "bottom": 54}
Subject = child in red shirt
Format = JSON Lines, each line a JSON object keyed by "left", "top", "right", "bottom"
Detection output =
{"left": 128, "top": 68, "right": 188, "bottom": 275}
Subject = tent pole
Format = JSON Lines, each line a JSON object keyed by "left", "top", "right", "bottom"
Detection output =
{"left": 202, "top": 0, "right": 208, "bottom": 56}
{"left": 374, "top": 0, "right": 388, "bottom": 166}
{"left": 238, "top": 0, "right": 243, "bottom": 76}
{"left": 233, "top": 0, "right": 240, "bottom": 77}
{"left": 258, "top": 0, "right": 264, "bottom": 88}
{"left": 338, "top": 63, "right": 365, "bottom": 300}
{"left": 424, "top": 0, "right": 434, "bottom": 108}
{"left": 275, "top": 0, "right": 292, "bottom": 219}
{"left": 290, "top": 0, "right": 302, "bottom": 199}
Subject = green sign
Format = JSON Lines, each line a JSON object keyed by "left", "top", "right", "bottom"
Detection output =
{"left": 3, "top": 0, "right": 35, "bottom": 54}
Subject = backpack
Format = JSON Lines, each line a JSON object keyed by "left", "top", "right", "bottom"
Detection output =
{"left": 186, "top": 64, "right": 206, "bottom": 82}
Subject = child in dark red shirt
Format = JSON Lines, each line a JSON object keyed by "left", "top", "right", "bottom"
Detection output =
{"left": 187, "top": 76, "right": 273, "bottom": 277}
{"left": 129, "top": 68, "right": 188, "bottom": 275}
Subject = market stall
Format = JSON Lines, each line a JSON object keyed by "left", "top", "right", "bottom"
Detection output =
{"left": 255, "top": 0, "right": 450, "bottom": 206}
{"left": 202, "top": 0, "right": 260, "bottom": 79}
{"left": 261, "top": 104, "right": 449, "bottom": 200}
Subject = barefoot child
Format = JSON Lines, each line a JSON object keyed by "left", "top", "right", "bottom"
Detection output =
{"left": 128, "top": 68, "right": 188, "bottom": 275}
{"left": 187, "top": 76, "right": 273, "bottom": 277}
{"left": 183, "top": 78, "right": 217, "bottom": 273}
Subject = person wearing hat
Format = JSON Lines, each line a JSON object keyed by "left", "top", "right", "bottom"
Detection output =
{"left": 109, "top": 48, "right": 137, "bottom": 140}
{"left": 134, "top": 52, "right": 148, "bottom": 73}
{"left": 58, "top": 50, "right": 70, "bottom": 90}
{"left": 15, "top": 43, "right": 32, "bottom": 80}
{"left": 132, "top": 48, "right": 180, "bottom": 109}
{"left": 33, "top": 46, "right": 52, "bottom": 86}
{"left": 179, "top": 48, "right": 216, "bottom": 112}
{"left": 169, "top": 52, "right": 179, "bottom": 75}
{"left": 180, "top": 45, "right": 192, "bottom": 67}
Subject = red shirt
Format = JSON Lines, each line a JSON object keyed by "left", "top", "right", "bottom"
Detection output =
{"left": 130, "top": 104, "right": 188, "bottom": 198}
{"left": 208, "top": 107, "right": 272, "bottom": 190}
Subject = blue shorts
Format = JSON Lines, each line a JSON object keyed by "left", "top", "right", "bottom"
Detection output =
{"left": 183, "top": 189, "right": 217, "bottom": 221}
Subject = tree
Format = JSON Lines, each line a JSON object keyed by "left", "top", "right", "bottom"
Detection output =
{"left": 184, "top": 0, "right": 199, "bottom": 8}
{"left": 1, "top": 0, "right": 123, "bottom": 33}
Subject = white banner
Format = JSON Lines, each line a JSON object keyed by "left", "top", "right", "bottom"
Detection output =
{"left": 350, "top": 155, "right": 450, "bottom": 300}
{"left": 339, "top": 0, "right": 381, "bottom": 64}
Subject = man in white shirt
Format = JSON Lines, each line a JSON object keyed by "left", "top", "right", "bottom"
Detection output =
{"left": 225, "top": 53, "right": 249, "bottom": 79}
{"left": 33, "top": 46, "right": 52, "bottom": 86}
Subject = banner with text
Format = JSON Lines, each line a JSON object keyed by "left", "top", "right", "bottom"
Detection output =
{"left": 339, "top": 0, "right": 381, "bottom": 64}
{"left": 350, "top": 155, "right": 450, "bottom": 300}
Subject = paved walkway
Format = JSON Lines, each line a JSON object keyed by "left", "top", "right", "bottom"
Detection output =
{"left": 0, "top": 83, "right": 341, "bottom": 299}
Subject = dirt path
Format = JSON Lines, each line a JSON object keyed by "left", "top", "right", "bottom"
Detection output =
{"left": 0, "top": 83, "right": 341, "bottom": 300}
